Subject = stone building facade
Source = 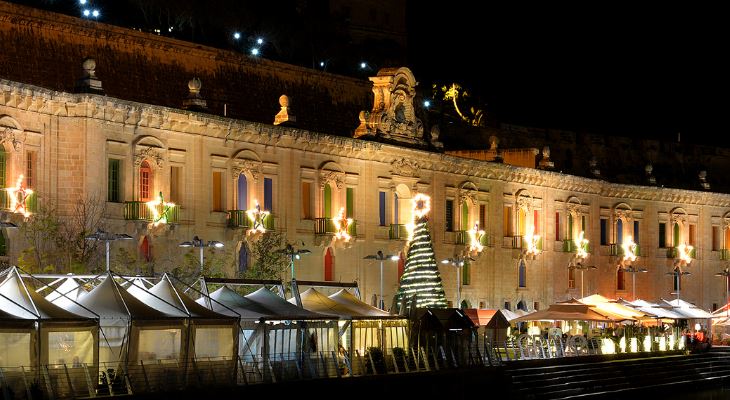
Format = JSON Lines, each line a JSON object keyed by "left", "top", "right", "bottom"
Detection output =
{"left": 2, "top": 1, "right": 730, "bottom": 313}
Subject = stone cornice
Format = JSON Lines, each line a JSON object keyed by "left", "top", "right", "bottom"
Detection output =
{"left": 3, "top": 78, "right": 730, "bottom": 208}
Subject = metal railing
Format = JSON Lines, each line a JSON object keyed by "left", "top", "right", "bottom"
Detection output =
{"left": 226, "top": 210, "right": 251, "bottom": 228}
{"left": 389, "top": 223, "right": 409, "bottom": 240}
{"left": 0, "top": 191, "right": 37, "bottom": 214}
{"left": 123, "top": 201, "right": 180, "bottom": 223}
{"left": 314, "top": 218, "right": 357, "bottom": 237}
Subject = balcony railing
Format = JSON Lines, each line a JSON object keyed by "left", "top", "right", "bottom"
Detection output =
{"left": 609, "top": 243, "right": 642, "bottom": 257}
{"left": 480, "top": 234, "right": 493, "bottom": 247}
{"left": 563, "top": 240, "right": 576, "bottom": 252}
{"left": 0, "top": 191, "right": 38, "bottom": 214}
{"left": 504, "top": 235, "right": 523, "bottom": 249}
{"left": 667, "top": 246, "right": 696, "bottom": 259}
{"left": 314, "top": 217, "right": 357, "bottom": 237}
{"left": 227, "top": 210, "right": 251, "bottom": 229}
{"left": 123, "top": 201, "right": 179, "bottom": 223}
{"left": 389, "top": 224, "right": 409, "bottom": 240}
{"left": 721, "top": 249, "right": 730, "bottom": 261}
{"left": 455, "top": 230, "right": 467, "bottom": 245}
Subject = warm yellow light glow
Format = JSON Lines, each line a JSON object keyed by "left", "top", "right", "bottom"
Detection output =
{"left": 622, "top": 235, "right": 637, "bottom": 263}
{"left": 619, "top": 336, "right": 626, "bottom": 353}
{"left": 528, "top": 326, "right": 540, "bottom": 336}
{"left": 678, "top": 243, "right": 694, "bottom": 265}
{"left": 6, "top": 174, "right": 33, "bottom": 217}
{"left": 678, "top": 335, "right": 686, "bottom": 350}
{"left": 332, "top": 207, "right": 353, "bottom": 242}
{"left": 658, "top": 336, "right": 666, "bottom": 351}
{"left": 601, "top": 338, "right": 616, "bottom": 354}
{"left": 668, "top": 334, "right": 675, "bottom": 350}
{"left": 524, "top": 224, "right": 541, "bottom": 257}
{"left": 643, "top": 335, "right": 651, "bottom": 352}
{"left": 575, "top": 231, "right": 589, "bottom": 259}
{"left": 146, "top": 192, "right": 175, "bottom": 226}
{"left": 246, "top": 200, "right": 270, "bottom": 235}
{"left": 630, "top": 337, "right": 638, "bottom": 353}
{"left": 405, "top": 222, "right": 416, "bottom": 242}
{"left": 467, "top": 222, "right": 485, "bottom": 253}
{"left": 411, "top": 193, "right": 431, "bottom": 219}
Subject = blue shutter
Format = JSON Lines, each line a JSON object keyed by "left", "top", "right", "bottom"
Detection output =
{"left": 264, "top": 178, "right": 273, "bottom": 212}
{"left": 379, "top": 191, "right": 386, "bottom": 226}
{"left": 237, "top": 174, "right": 248, "bottom": 210}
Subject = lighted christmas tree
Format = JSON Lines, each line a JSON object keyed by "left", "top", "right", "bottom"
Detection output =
{"left": 395, "top": 193, "right": 448, "bottom": 309}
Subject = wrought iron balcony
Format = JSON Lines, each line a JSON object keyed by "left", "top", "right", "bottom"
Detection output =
{"left": 389, "top": 223, "right": 409, "bottom": 240}
{"left": 123, "top": 201, "right": 179, "bottom": 223}
{"left": 667, "top": 246, "right": 695, "bottom": 259}
{"left": 721, "top": 249, "right": 730, "bottom": 261}
{"left": 563, "top": 240, "right": 577, "bottom": 252}
{"left": 226, "top": 210, "right": 251, "bottom": 229}
{"left": 504, "top": 235, "right": 523, "bottom": 249}
{"left": 314, "top": 217, "right": 357, "bottom": 237}
{"left": 0, "top": 191, "right": 38, "bottom": 214}
{"left": 455, "top": 230, "right": 467, "bottom": 245}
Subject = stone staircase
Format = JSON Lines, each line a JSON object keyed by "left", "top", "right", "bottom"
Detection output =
{"left": 504, "top": 349, "right": 730, "bottom": 399}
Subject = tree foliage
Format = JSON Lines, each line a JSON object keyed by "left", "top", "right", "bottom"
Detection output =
{"left": 244, "top": 231, "right": 289, "bottom": 280}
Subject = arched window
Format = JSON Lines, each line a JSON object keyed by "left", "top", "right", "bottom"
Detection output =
{"left": 461, "top": 200, "right": 469, "bottom": 230}
{"left": 324, "top": 184, "right": 332, "bottom": 218}
{"left": 616, "top": 219, "right": 623, "bottom": 244}
{"left": 238, "top": 243, "right": 249, "bottom": 275}
{"left": 518, "top": 259, "right": 526, "bottom": 288}
{"left": 617, "top": 267, "right": 625, "bottom": 291}
{"left": 673, "top": 222, "right": 681, "bottom": 246}
{"left": 140, "top": 236, "right": 152, "bottom": 262}
{"left": 517, "top": 300, "right": 527, "bottom": 311}
{"left": 237, "top": 174, "right": 248, "bottom": 210}
{"left": 324, "top": 247, "right": 334, "bottom": 281}
{"left": 139, "top": 161, "right": 152, "bottom": 201}
{"left": 397, "top": 252, "right": 405, "bottom": 280}
{"left": 517, "top": 208, "right": 527, "bottom": 236}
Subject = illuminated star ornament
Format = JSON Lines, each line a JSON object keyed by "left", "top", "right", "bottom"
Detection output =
{"left": 467, "top": 222, "right": 485, "bottom": 254}
{"left": 523, "top": 224, "right": 541, "bottom": 257}
{"left": 332, "top": 207, "right": 353, "bottom": 242}
{"left": 7, "top": 174, "right": 33, "bottom": 217}
{"left": 146, "top": 191, "right": 175, "bottom": 227}
{"left": 677, "top": 243, "right": 693, "bottom": 265}
{"left": 412, "top": 193, "right": 431, "bottom": 219}
{"left": 621, "top": 235, "right": 637, "bottom": 263}
{"left": 246, "top": 200, "right": 270, "bottom": 235}
{"left": 575, "top": 231, "right": 589, "bottom": 259}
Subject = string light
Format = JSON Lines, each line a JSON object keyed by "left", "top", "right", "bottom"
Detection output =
{"left": 332, "top": 207, "right": 353, "bottom": 242}
{"left": 621, "top": 235, "right": 637, "bottom": 263}
{"left": 233, "top": 32, "right": 241, "bottom": 40}
{"left": 251, "top": 48, "right": 260, "bottom": 56}
{"left": 575, "top": 231, "right": 589, "bottom": 259}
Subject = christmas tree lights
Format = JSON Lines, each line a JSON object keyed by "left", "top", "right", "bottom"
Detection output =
{"left": 395, "top": 193, "right": 448, "bottom": 309}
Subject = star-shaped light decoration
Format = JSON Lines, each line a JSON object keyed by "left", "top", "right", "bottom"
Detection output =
{"left": 411, "top": 193, "right": 431, "bottom": 219}
{"left": 246, "top": 200, "right": 270, "bottom": 235}
{"left": 677, "top": 243, "right": 693, "bottom": 265}
{"left": 524, "top": 224, "right": 541, "bottom": 257}
{"left": 467, "top": 222, "right": 485, "bottom": 254}
{"left": 621, "top": 235, "right": 637, "bottom": 263}
{"left": 146, "top": 191, "right": 175, "bottom": 227}
{"left": 575, "top": 231, "right": 589, "bottom": 259}
{"left": 7, "top": 174, "right": 33, "bottom": 217}
{"left": 332, "top": 207, "right": 353, "bottom": 242}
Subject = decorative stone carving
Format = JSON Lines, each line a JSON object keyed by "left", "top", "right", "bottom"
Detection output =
{"left": 182, "top": 77, "right": 207, "bottom": 111}
{"left": 516, "top": 195, "right": 533, "bottom": 212}
{"left": 319, "top": 170, "right": 345, "bottom": 189}
{"left": 0, "top": 127, "right": 25, "bottom": 152}
{"left": 273, "top": 94, "right": 296, "bottom": 126}
{"left": 75, "top": 58, "right": 104, "bottom": 94}
{"left": 538, "top": 146, "right": 554, "bottom": 170}
{"left": 459, "top": 189, "right": 477, "bottom": 205}
{"left": 354, "top": 67, "right": 425, "bottom": 147}
{"left": 232, "top": 159, "right": 262, "bottom": 182}
{"left": 391, "top": 158, "right": 420, "bottom": 177}
{"left": 134, "top": 147, "right": 164, "bottom": 168}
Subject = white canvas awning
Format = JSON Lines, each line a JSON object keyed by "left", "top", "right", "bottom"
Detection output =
{"left": 328, "top": 289, "right": 398, "bottom": 318}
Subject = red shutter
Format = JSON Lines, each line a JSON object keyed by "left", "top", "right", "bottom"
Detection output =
{"left": 398, "top": 252, "right": 405, "bottom": 279}
{"left": 324, "top": 247, "right": 334, "bottom": 281}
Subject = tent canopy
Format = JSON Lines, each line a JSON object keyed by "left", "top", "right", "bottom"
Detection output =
{"left": 464, "top": 309, "right": 511, "bottom": 329}
{"left": 414, "top": 308, "right": 475, "bottom": 330}
{"left": 328, "top": 289, "right": 397, "bottom": 319}
{"left": 513, "top": 302, "right": 616, "bottom": 322}
{"left": 246, "top": 287, "right": 334, "bottom": 320}
{"left": 0, "top": 268, "right": 93, "bottom": 322}
{"left": 135, "top": 274, "right": 235, "bottom": 320}
{"left": 579, "top": 294, "right": 645, "bottom": 321}
{"left": 291, "top": 288, "right": 360, "bottom": 319}
{"left": 197, "top": 286, "right": 268, "bottom": 319}
{"left": 45, "top": 277, "right": 87, "bottom": 309}
{"left": 661, "top": 298, "right": 714, "bottom": 319}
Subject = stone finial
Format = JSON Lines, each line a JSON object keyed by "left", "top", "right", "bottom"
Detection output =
{"left": 274, "top": 94, "right": 296, "bottom": 126}
{"left": 699, "top": 170, "right": 710, "bottom": 190}
{"left": 538, "top": 146, "right": 554, "bottom": 170}
{"left": 182, "top": 77, "right": 207, "bottom": 111}
{"left": 589, "top": 156, "right": 601, "bottom": 177}
{"left": 645, "top": 163, "right": 656, "bottom": 185}
{"left": 430, "top": 125, "right": 443, "bottom": 150}
{"left": 75, "top": 58, "right": 103, "bottom": 94}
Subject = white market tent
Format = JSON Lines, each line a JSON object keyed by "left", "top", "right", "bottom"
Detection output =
{"left": 128, "top": 274, "right": 239, "bottom": 364}
{"left": 44, "top": 277, "right": 88, "bottom": 309}
{"left": 661, "top": 298, "right": 714, "bottom": 320}
{"left": 621, "top": 299, "right": 685, "bottom": 320}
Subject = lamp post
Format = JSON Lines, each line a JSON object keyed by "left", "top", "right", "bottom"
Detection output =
{"left": 666, "top": 265, "right": 691, "bottom": 303}
{"left": 179, "top": 236, "right": 224, "bottom": 275}
{"left": 276, "top": 242, "right": 310, "bottom": 280}
{"left": 714, "top": 268, "right": 730, "bottom": 318}
{"left": 622, "top": 265, "right": 648, "bottom": 301}
{"left": 570, "top": 262, "right": 597, "bottom": 299}
{"left": 441, "top": 254, "right": 474, "bottom": 308}
{"left": 85, "top": 229, "right": 134, "bottom": 272}
{"left": 364, "top": 250, "right": 399, "bottom": 310}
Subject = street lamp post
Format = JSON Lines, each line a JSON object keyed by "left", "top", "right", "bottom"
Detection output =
{"left": 666, "top": 265, "right": 691, "bottom": 303}
{"left": 570, "top": 262, "right": 597, "bottom": 299}
{"left": 715, "top": 268, "right": 730, "bottom": 318}
{"left": 364, "top": 250, "right": 399, "bottom": 310}
{"left": 441, "top": 254, "right": 474, "bottom": 308}
{"left": 276, "top": 242, "right": 310, "bottom": 280}
{"left": 622, "top": 265, "right": 648, "bottom": 301}
{"left": 85, "top": 229, "right": 134, "bottom": 272}
{"left": 179, "top": 236, "right": 224, "bottom": 275}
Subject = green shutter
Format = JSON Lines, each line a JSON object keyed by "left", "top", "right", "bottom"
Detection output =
{"left": 568, "top": 214, "right": 574, "bottom": 240}
{"left": 462, "top": 260, "right": 470, "bottom": 285}
{"left": 673, "top": 223, "right": 680, "bottom": 246}
{"left": 324, "top": 184, "right": 332, "bottom": 218}
{"left": 346, "top": 187, "right": 354, "bottom": 218}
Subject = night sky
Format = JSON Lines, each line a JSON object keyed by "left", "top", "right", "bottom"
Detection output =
{"left": 407, "top": 4, "right": 726, "bottom": 144}
{"left": 5, "top": 1, "right": 726, "bottom": 144}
